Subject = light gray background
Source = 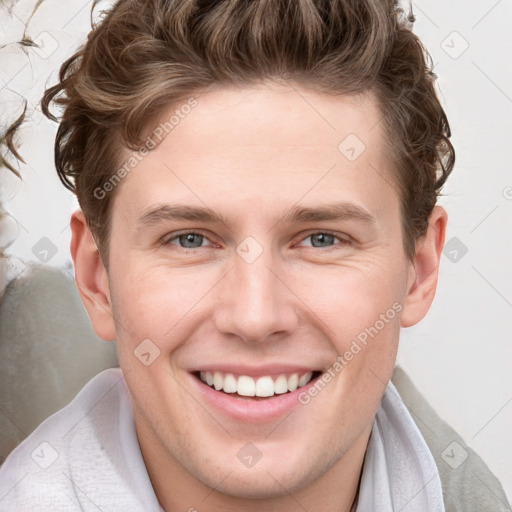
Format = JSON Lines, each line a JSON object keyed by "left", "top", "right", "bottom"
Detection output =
{"left": 1, "top": 0, "right": 511, "bottom": 502}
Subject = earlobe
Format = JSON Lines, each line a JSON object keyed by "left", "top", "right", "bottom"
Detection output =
{"left": 70, "top": 210, "right": 116, "bottom": 341}
{"left": 401, "top": 206, "right": 447, "bottom": 328}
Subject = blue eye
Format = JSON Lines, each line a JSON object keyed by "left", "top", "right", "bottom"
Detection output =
{"left": 168, "top": 233, "right": 207, "bottom": 248}
{"left": 309, "top": 233, "right": 336, "bottom": 247}
{"left": 300, "top": 233, "right": 346, "bottom": 248}
{"left": 162, "top": 231, "right": 347, "bottom": 251}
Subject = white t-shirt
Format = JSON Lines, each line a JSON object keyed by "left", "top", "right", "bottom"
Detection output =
{"left": 0, "top": 368, "right": 444, "bottom": 511}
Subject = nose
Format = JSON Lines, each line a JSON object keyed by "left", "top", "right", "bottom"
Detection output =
{"left": 213, "top": 245, "right": 300, "bottom": 344}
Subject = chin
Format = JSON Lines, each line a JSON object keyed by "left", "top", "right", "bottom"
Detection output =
{"left": 211, "top": 466, "right": 309, "bottom": 500}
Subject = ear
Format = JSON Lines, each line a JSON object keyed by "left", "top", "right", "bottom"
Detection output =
{"left": 70, "top": 209, "right": 116, "bottom": 341}
{"left": 401, "top": 206, "right": 447, "bottom": 328}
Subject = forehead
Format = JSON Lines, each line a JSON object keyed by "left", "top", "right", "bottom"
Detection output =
{"left": 112, "top": 83, "right": 399, "bottom": 224}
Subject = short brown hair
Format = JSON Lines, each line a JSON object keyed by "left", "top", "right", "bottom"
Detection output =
{"left": 10, "top": 0, "right": 456, "bottom": 265}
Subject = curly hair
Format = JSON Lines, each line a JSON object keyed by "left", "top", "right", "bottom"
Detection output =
{"left": 4, "top": 0, "right": 455, "bottom": 265}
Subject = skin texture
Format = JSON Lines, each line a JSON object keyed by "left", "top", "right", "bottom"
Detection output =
{"left": 70, "top": 82, "right": 447, "bottom": 512}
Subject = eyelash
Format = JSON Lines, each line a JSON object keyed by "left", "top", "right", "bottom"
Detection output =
{"left": 161, "top": 230, "right": 351, "bottom": 250}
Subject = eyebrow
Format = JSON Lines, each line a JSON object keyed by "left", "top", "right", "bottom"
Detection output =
{"left": 281, "top": 202, "right": 377, "bottom": 225}
{"left": 137, "top": 204, "right": 229, "bottom": 227}
{"left": 136, "top": 202, "right": 376, "bottom": 228}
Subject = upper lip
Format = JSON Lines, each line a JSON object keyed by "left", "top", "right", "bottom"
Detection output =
{"left": 191, "top": 364, "right": 321, "bottom": 378}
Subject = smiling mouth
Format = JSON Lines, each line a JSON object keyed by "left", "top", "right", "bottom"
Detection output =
{"left": 193, "top": 370, "right": 322, "bottom": 399}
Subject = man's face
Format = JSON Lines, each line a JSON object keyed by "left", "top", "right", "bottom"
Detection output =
{"left": 106, "top": 84, "right": 414, "bottom": 497}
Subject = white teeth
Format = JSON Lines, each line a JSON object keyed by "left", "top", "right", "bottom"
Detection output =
{"left": 274, "top": 375, "right": 289, "bottom": 394}
{"left": 287, "top": 373, "right": 299, "bottom": 392}
{"left": 213, "top": 371, "right": 223, "bottom": 391}
{"left": 199, "top": 370, "right": 315, "bottom": 397}
{"left": 255, "top": 376, "right": 274, "bottom": 397}
{"left": 298, "top": 372, "right": 313, "bottom": 387}
{"left": 223, "top": 373, "right": 237, "bottom": 393}
{"left": 237, "top": 375, "right": 255, "bottom": 396}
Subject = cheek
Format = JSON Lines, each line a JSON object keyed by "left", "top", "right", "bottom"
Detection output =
{"left": 108, "top": 263, "right": 220, "bottom": 349}
{"left": 295, "top": 258, "right": 406, "bottom": 332}
{"left": 291, "top": 259, "right": 406, "bottom": 393}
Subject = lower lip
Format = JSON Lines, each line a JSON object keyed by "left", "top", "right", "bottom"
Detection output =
{"left": 189, "top": 373, "right": 320, "bottom": 423}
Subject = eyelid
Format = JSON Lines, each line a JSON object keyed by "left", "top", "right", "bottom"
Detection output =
{"left": 160, "top": 229, "right": 352, "bottom": 249}
{"left": 160, "top": 229, "right": 218, "bottom": 247}
{"left": 294, "top": 230, "right": 352, "bottom": 247}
